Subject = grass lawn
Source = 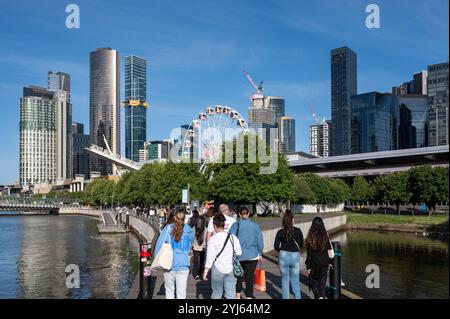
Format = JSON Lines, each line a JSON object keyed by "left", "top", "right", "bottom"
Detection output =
{"left": 346, "top": 212, "right": 449, "bottom": 227}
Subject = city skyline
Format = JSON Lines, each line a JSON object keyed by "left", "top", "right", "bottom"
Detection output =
{"left": 0, "top": 0, "right": 449, "bottom": 184}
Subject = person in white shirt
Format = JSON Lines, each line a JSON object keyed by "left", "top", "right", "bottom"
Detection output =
{"left": 203, "top": 213, "right": 242, "bottom": 299}
{"left": 205, "top": 204, "right": 235, "bottom": 244}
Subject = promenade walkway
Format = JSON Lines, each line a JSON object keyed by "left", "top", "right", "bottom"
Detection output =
{"left": 148, "top": 255, "right": 314, "bottom": 299}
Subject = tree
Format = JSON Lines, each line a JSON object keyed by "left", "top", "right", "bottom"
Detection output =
{"left": 206, "top": 133, "right": 296, "bottom": 213}
{"left": 373, "top": 172, "right": 411, "bottom": 214}
{"left": 408, "top": 166, "right": 449, "bottom": 214}
{"left": 294, "top": 174, "right": 317, "bottom": 205}
{"left": 83, "top": 179, "right": 116, "bottom": 206}
{"left": 351, "top": 176, "right": 373, "bottom": 206}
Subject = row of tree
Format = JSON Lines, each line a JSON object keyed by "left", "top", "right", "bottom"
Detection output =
{"left": 349, "top": 166, "right": 448, "bottom": 213}
{"left": 80, "top": 132, "right": 448, "bottom": 213}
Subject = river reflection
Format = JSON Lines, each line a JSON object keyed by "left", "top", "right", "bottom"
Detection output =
{"left": 0, "top": 215, "right": 140, "bottom": 299}
{"left": 331, "top": 230, "right": 449, "bottom": 299}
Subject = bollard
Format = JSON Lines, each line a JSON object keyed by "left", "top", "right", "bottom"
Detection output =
{"left": 126, "top": 213, "right": 130, "bottom": 230}
{"left": 139, "top": 243, "right": 152, "bottom": 299}
{"left": 329, "top": 241, "right": 342, "bottom": 299}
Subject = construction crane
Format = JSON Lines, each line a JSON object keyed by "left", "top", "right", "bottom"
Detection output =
{"left": 243, "top": 70, "right": 264, "bottom": 95}
{"left": 308, "top": 102, "right": 325, "bottom": 125}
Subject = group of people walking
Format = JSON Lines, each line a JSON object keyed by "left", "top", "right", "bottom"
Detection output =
{"left": 153, "top": 204, "right": 334, "bottom": 300}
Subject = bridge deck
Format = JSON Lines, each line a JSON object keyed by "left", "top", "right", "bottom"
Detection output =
{"left": 148, "top": 256, "right": 314, "bottom": 299}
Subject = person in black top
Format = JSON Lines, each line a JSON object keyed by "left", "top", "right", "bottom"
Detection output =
{"left": 273, "top": 210, "right": 304, "bottom": 299}
{"left": 305, "top": 216, "right": 334, "bottom": 299}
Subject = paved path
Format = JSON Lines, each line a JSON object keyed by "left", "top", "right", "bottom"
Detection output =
{"left": 148, "top": 255, "right": 314, "bottom": 299}
{"left": 102, "top": 211, "right": 116, "bottom": 226}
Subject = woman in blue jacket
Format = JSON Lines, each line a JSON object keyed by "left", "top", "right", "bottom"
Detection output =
{"left": 229, "top": 207, "right": 264, "bottom": 299}
{"left": 154, "top": 208, "right": 194, "bottom": 299}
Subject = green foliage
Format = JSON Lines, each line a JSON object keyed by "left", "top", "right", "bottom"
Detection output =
{"left": 83, "top": 179, "right": 116, "bottom": 206}
{"left": 408, "top": 166, "right": 449, "bottom": 212}
{"left": 351, "top": 176, "right": 373, "bottom": 205}
{"left": 373, "top": 172, "right": 411, "bottom": 213}
{"left": 294, "top": 174, "right": 317, "bottom": 204}
{"left": 297, "top": 173, "right": 349, "bottom": 205}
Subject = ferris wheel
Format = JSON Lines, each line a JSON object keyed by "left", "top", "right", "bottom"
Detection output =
{"left": 181, "top": 105, "right": 248, "bottom": 169}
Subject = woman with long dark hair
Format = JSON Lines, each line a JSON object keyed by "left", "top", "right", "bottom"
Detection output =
{"left": 274, "top": 210, "right": 304, "bottom": 299}
{"left": 154, "top": 208, "right": 194, "bottom": 299}
{"left": 189, "top": 209, "right": 207, "bottom": 280}
{"left": 305, "top": 216, "right": 334, "bottom": 299}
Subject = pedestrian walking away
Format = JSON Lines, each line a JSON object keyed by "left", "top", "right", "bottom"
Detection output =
{"left": 203, "top": 213, "right": 242, "bottom": 299}
{"left": 229, "top": 207, "right": 264, "bottom": 299}
{"left": 154, "top": 208, "right": 195, "bottom": 299}
{"left": 305, "top": 216, "right": 335, "bottom": 299}
{"left": 274, "top": 210, "right": 304, "bottom": 299}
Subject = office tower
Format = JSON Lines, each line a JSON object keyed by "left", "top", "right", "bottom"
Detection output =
{"left": 72, "top": 122, "right": 90, "bottom": 178}
{"left": 413, "top": 71, "right": 428, "bottom": 95}
{"left": 140, "top": 141, "right": 171, "bottom": 163}
{"left": 330, "top": 47, "right": 357, "bottom": 156}
{"left": 48, "top": 71, "right": 73, "bottom": 180}
{"left": 397, "top": 95, "right": 429, "bottom": 149}
{"left": 124, "top": 55, "right": 148, "bottom": 162}
{"left": 89, "top": 48, "right": 121, "bottom": 175}
{"left": 19, "top": 86, "right": 57, "bottom": 186}
{"left": 428, "top": 62, "right": 449, "bottom": 146}
{"left": 54, "top": 90, "right": 72, "bottom": 180}
{"left": 279, "top": 116, "right": 296, "bottom": 153}
{"left": 309, "top": 120, "right": 331, "bottom": 157}
{"left": 48, "top": 71, "right": 71, "bottom": 100}
{"left": 350, "top": 92, "right": 398, "bottom": 154}
{"left": 266, "top": 96, "right": 285, "bottom": 120}
{"left": 392, "top": 82, "right": 411, "bottom": 95}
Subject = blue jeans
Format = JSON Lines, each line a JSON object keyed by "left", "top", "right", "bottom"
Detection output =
{"left": 163, "top": 269, "right": 189, "bottom": 299}
{"left": 211, "top": 266, "right": 237, "bottom": 299}
{"left": 279, "top": 250, "right": 301, "bottom": 299}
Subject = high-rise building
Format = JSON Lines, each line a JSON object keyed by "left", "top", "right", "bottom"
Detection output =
{"left": 48, "top": 71, "right": 71, "bottom": 100}
{"left": 89, "top": 48, "right": 121, "bottom": 175}
{"left": 428, "top": 62, "right": 449, "bottom": 146}
{"left": 397, "top": 95, "right": 429, "bottom": 149}
{"left": 309, "top": 120, "right": 331, "bottom": 157}
{"left": 350, "top": 92, "right": 398, "bottom": 154}
{"left": 266, "top": 96, "right": 285, "bottom": 120}
{"left": 139, "top": 140, "right": 171, "bottom": 162}
{"left": 72, "top": 122, "right": 90, "bottom": 178}
{"left": 393, "top": 71, "right": 428, "bottom": 96}
{"left": 48, "top": 71, "right": 73, "bottom": 180}
{"left": 330, "top": 47, "right": 357, "bottom": 156}
{"left": 413, "top": 71, "right": 428, "bottom": 95}
{"left": 124, "top": 55, "right": 148, "bottom": 162}
{"left": 279, "top": 116, "right": 296, "bottom": 153}
{"left": 19, "top": 86, "right": 57, "bottom": 186}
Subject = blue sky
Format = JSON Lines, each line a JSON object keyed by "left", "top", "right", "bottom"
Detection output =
{"left": 0, "top": 0, "right": 448, "bottom": 184}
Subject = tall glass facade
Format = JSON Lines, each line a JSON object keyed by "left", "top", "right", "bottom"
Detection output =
{"left": 428, "top": 62, "right": 449, "bottom": 146}
{"left": 397, "top": 95, "right": 429, "bottom": 149}
{"left": 351, "top": 92, "right": 397, "bottom": 154}
{"left": 124, "top": 55, "right": 147, "bottom": 162}
{"left": 331, "top": 47, "right": 357, "bottom": 156}
{"left": 72, "top": 122, "right": 90, "bottom": 179}
{"left": 279, "top": 116, "right": 296, "bottom": 153}
{"left": 89, "top": 48, "right": 121, "bottom": 175}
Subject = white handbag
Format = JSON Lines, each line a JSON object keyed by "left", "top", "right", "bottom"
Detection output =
{"left": 151, "top": 226, "right": 173, "bottom": 271}
{"left": 327, "top": 237, "right": 335, "bottom": 259}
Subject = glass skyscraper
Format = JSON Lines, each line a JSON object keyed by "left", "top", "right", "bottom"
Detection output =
{"left": 124, "top": 55, "right": 148, "bottom": 162}
{"left": 350, "top": 92, "right": 397, "bottom": 154}
{"left": 397, "top": 95, "right": 429, "bottom": 149}
{"left": 89, "top": 48, "right": 121, "bottom": 175}
{"left": 279, "top": 116, "right": 296, "bottom": 153}
{"left": 72, "top": 122, "right": 90, "bottom": 179}
{"left": 331, "top": 47, "right": 357, "bottom": 156}
{"left": 428, "top": 62, "right": 449, "bottom": 146}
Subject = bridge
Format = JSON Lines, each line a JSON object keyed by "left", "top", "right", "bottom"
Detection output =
{"left": 289, "top": 145, "right": 449, "bottom": 179}
{"left": 85, "top": 145, "right": 140, "bottom": 171}
{"left": 0, "top": 197, "right": 82, "bottom": 214}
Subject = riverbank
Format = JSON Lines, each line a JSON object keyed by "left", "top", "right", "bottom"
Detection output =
{"left": 346, "top": 212, "right": 449, "bottom": 236}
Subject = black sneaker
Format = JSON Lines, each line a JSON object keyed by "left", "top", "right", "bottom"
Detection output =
{"left": 194, "top": 276, "right": 200, "bottom": 281}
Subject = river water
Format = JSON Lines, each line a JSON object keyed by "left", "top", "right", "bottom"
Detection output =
{"left": 0, "top": 215, "right": 140, "bottom": 299}
{"left": 331, "top": 230, "right": 449, "bottom": 299}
